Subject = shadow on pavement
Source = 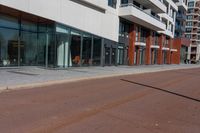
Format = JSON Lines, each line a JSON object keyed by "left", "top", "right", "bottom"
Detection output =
{"left": 121, "top": 79, "right": 200, "bottom": 103}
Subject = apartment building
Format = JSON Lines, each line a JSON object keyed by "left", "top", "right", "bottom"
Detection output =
{"left": 185, "top": 0, "right": 200, "bottom": 63}
{"left": 0, "top": 0, "right": 181, "bottom": 68}
{"left": 172, "top": 0, "right": 191, "bottom": 64}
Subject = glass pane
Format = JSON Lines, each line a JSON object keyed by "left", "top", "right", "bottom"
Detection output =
{"left": 21, "top": 21, "right": 37, "bottom": 32}
{"left": 56, "top": 24, "right": 69, "bottom": 34}
{"left": 105, "top": 47, "right": 110, "bottom": 65}
{"left": 37, "top": 33, "right": 47, "bottom": 66}
{"left": 56, "top": 33, "right": 69, "bottom": 68}
{"left": 70, "top": 31, "right": 81, "bottom": 67}
{"left": 0, "top": 15, "right": 19, "bottom": 29}
{"left": 0, "top": 28, "right": 19, "bottom": 66}
{"left": 21, "top": 31, "right": 37, "bottom": 66}
{"left": 93, "top": 37, "right": 101, "bottom": 66}
{"left": 112, "top": 48, "right": 116, "bottom": 65}
{"left": 82, "top": 34, "right": 92, "bottom": 66}
{"left": 47, "top": 33, "right": 56, "bottom": 67}
{"left": 117, "top": 46, "right": 124, "bottom": 65}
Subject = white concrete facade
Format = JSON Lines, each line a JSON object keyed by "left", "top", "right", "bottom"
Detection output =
{"left": 0, "top": 0, "right": 178, "bottom": 41}
{"left": 0, "top": 0, "right": 119, "bottom": 42}
{"left": 158, "top": 0, "right": 178, "bottom": 38}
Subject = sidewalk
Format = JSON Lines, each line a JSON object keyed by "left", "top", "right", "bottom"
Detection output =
{"left": 0, "top": 64, "right": 199, "bottom": 91}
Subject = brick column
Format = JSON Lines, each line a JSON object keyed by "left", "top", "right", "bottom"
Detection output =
{"left": 145, "top": 31, "right": 152, "bottom": 65}
{"left": 128, "top": 25, "right": 136, "bottom": 65}
{"left": 157, "top": 34, "right": 164, "bottom": 64}
{"left": 171, "top": 39, "right": 181, "bottom": 64}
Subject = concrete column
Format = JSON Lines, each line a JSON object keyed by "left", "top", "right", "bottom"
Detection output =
{"left": 145, "top": 30, "right": 152, "bottom": 65}
{"left": 128, "top": 25, "right": 136, "bottom": 65}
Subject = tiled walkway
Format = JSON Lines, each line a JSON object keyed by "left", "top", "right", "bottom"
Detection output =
{"left": 0, "top": 64, "right": 199, "bottom": 90}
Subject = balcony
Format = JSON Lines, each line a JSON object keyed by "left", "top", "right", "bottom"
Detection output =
{"left": 75, "top": 0, "right": 107, "bottom": 10}
{"left": 131, "top": 0, "right": 166, "bottom": 13}
{"left": 119, "top": 3, "right": 165, "bottom": 31}
{"left": 176, "top": 0, "right": 188, "bottom": 11}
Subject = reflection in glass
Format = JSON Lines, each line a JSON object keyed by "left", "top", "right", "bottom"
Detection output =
{"left": 21, "top": 31, "right": 37, "bottom": 65}
{"left": 82, "top": 34, "right": 92, "bottom": 66}
{"left": 105, "top": 47, "right": 110, "bottom": 65}
{"left": 93, "top": 37, "right": 101, "bottom": 66}
{"left": 117, "top": 46, "right": 124, "bottom": 65}
{"left": 0, "top": 28, "right": 19, "bottom": 66}
{"left": 70, "top": 31, "right": 81, "bottom": 67}
{"left": 112, "top": 48, "right": 116, "bottom": 65}
{"left": 37, "top": 33, "right": 47, "bottom": 66}
{"left": 56, "top": 33, "right": 69, "bottom": 67}
{"left": 47, "top": 33, "right": 56, "bottom": 67}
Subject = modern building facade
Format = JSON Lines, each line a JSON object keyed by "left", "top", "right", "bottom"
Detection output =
{"left": 185, "top": 0, "right": 200, "bottom": 63}
{"left": 0, "top": 0, "right": 183, "bottom": 68}
{"left": 173, "top": 0, "right": 191, "bottom": 64}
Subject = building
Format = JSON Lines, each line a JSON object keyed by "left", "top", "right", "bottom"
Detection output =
{"left": 185, "top": 0, "right": 200, "bottom": 63}
{"left": 172, "top": 0, "right": 190, "bottom": 64}
{"left": 0, "top": 0, "right": 182, "bottom": 68}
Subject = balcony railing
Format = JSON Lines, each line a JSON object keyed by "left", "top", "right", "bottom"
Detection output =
{"left": 176, "top": 13, "right": 186, "bottom": 20}
{"left": 120, "top": 3, "right": 163, "bottom": 24}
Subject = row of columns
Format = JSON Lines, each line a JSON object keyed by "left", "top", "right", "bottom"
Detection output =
{"left": 128, "top": 25, "right": 175, "bottom": 66}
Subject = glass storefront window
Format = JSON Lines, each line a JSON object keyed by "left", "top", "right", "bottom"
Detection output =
{"left": 93, "top": 37, "right": 101, "bottom": 66}
{"left": 82, "top": 34, "right": 92, "bottom": 66}
{"left": 37, "top": 33, "right": 47, "bottom": 66}
{"left": 47, "top": 33, "right": 56, "bottom": 67}
{"left": 56, "top": 33, "right": 69, "bottom": 68}
{"left": 70, "top": 30, "right": 81, "bottom": 67}
{"left": 0, "top": 15, "right": 19, "bottom": 29}
{"left": 21, "top": 21, "right": 37, "bottom": 32}
{"left": 0, "top": 28, "right": 19, "bottom": 66}
{"left": 21, "top": 31, "right": 37, "bottom": 66}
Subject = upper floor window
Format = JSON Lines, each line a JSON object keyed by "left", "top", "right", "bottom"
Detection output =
{"left": 108, "top": 0, "right": 117, "bottom": 8}
{"left": 188, "top": 2, "right": 194, "bottom": 7}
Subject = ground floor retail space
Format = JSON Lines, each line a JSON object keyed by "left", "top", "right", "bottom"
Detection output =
{"left": 0, "top": 6, "right": 179, "bottom": 68}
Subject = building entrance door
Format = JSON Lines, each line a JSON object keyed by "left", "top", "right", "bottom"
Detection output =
{"left": 105, "top": 47, "right": 110, "bottom": 66}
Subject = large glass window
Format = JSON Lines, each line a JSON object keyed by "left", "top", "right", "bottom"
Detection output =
{"left": 93, "top": 37, "right": 102, "bottom": 66}
{"left": 56, "top": 24, "right": 69, "bottom": 68}
{"left": 0, "top": 15, "right": 19, "bottom": 29}
{"left": 37, "top": 32, "right": 47, "bottom": 66}
{"left": 21, "top": 31, "right": 37, "bottom": 66}
{"left": 70, "top": 30, "right": 81, "bottom": 67}
{"left": 82, "top": 34, "right": 92, "bottom": 66}
{"left": 47, "top": 33, "right": 56, "bottom": 67}
{"left": 0, "top": 28, "right": 19, "bottom": 66}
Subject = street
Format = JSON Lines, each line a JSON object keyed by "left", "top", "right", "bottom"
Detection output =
{"left": 0, "top": 68, "right": 199, "bottom": 133}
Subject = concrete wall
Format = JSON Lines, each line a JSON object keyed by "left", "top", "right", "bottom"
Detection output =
{"left": 0, "top": 0, "right": 119, "bottom": 42}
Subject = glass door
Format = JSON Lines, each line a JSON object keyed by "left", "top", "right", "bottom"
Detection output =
{"left": 111, "top": 48, "right": 116, "bottom": 65}
{"left": 105, "top": 47, "right": 110, "bottom": 66}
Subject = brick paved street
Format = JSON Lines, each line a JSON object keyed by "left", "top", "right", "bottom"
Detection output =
{"left": 0, "top": 67, "right": 199, "bottom": 133}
